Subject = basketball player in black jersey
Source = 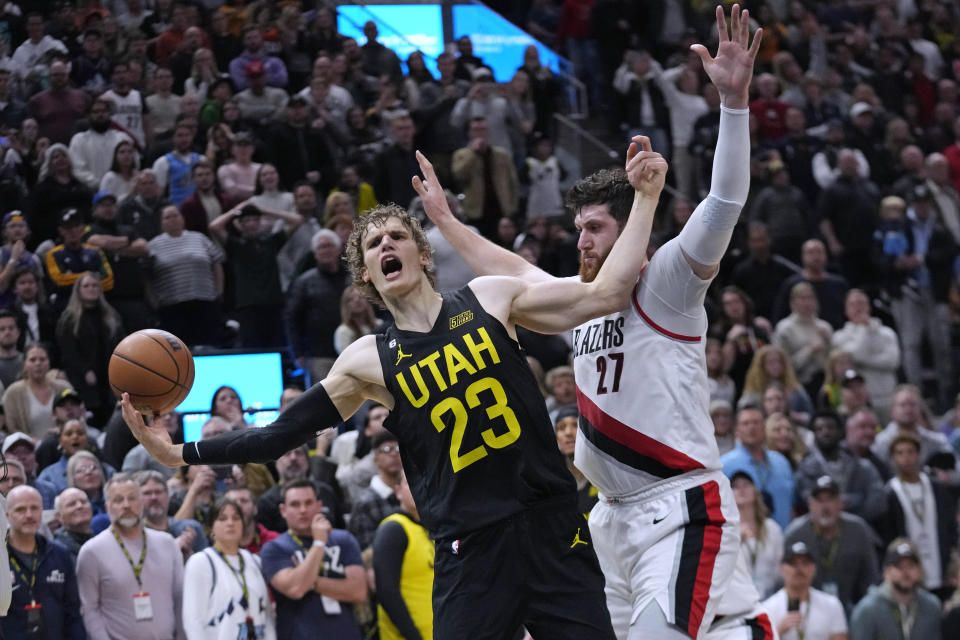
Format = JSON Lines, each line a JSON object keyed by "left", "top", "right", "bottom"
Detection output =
{"left": 120, "top": 139, "right": 667, "bottom": 639}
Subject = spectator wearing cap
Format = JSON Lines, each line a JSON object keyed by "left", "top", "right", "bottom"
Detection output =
{"left": 795, "top": 410, "right": 886, "bottom": 525}
{"left": 762, "top": 541, "right": 848, "bottom": 640}
{"left": 773, "top": 239, "right": 850, "bottom": 330}
{"left": 216, "top": 131, "right": 261, "bottom": 201}
{"left": 721, "top": 405, "right": 794, "bottom": 529}
{"left": 147, "top": 205, "right": 224, "bottom": 347}
{"left": 846, "top": 102, "right": 888, "bottom": 184}
{"left": 817, "top": 147, "right": 880, "bottom": 287}
{"left": 2, "top": 484, "right": 85, "bottom": 640}
{"left": 34, "top": 388, "right": 94, "bottom": 471}
{"left": 373, "top": 112, "right": 420, "bottom": 210}
{"left": 45, "top": 207, "right": 114, "bottom": 308}
{"left": 29, "top": 144, "right": 95, "bottom": 248}
{"left": 774, "top": 281, "right": 833, "bottom": 398}
{"left": 784, "top": 474, "right": 882, "bottom": 614}
{"left": 834, "top": 368, "right": 870, "bottom": 419}
{"left": 2, "top": 343, "right": 72, "bottom": 439}
{"left": 831, "top": 289, "right": 900, "bottom": 422}
{"left": 811, "top": 120, "right": 869, "bottom": 191}
{"left": 209, "top": 201, "right": 303, "bottom": 348}
{"left": 228, "top": 25, "right": 288, "bottom": 92}
{"left": 26, "top": 57, "right": 88, "bottom": 143}
{"left": 880, "top": 432, "right": 957, "bottom": 599}
{"left": 151, "top": 120, "right": 202, "bottom": 206}
{"left": 3, "top": 433, "right": 40, "bottom": 482}
{"left": 348, "top": 431, "right": 403, "bottom": 550}
{"left": 265, "top": 96, "right": 337, "bottom": 191}
{"left": 53, "top": 486, "right": 94, "bottom": 562}
{"left": 451, "top": 66, "right": 522, "bottom": 156}
{"left": 730, "top": 470, "right": 782, "bottom": 598}
{"left": 84, "top": 189, "right": 151, "bottom": 332}
{"left": 70, "top": 28, "right": 110, "bottom": 95}
{"left": 850, "top": 539, "right": 942, "bottom": 640}
{"left": 235, "top": 60, "right": 288, "bottom": 126}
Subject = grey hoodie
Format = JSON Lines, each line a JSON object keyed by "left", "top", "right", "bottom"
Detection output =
{"left": 850, "top": 581, "right": 941, "bottom": 640}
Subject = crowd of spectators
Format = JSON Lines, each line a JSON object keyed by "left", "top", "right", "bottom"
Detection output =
{"left": 0, "top": 0, "right": 959, "bottom": 639}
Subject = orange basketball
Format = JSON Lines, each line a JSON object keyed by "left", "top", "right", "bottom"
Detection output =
{"left": 109, "top": 329, "right": 195, "bottom": 415}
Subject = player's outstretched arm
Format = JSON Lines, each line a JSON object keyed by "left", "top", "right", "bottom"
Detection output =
{"left": 680, "top": 4, "right": 761, "bottom": 279}
{"left": 121, "top": 337, "right": 390, "bottom": 467}
{"left": 502, "top": 137, "right": 666, "bottom": 334}
{"left": 412, "top": 150, "right": 554, "bottom": 284}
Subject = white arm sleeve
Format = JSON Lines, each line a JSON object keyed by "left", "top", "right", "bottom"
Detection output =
{"left": 677, "top": 106, "right": 750, "bottom": 266}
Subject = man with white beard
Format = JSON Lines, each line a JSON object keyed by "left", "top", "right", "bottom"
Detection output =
{"left": 76, "top": 473, "right": 185, "bottom": 640}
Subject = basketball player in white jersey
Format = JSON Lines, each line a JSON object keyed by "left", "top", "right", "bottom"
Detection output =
{"left": 420, "top": 6, "right": 773, "bottom": 639}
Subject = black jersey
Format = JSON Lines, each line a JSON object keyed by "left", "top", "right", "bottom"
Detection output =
{"left": 376, "top": 285, "right": 576, "bottom": 539}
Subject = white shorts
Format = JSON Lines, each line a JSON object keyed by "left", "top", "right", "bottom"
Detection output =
{"left": 589, "top": 470, "right": 767, "bottom": 640}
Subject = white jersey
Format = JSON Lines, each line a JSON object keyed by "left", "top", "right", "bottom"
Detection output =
{"left": 573, "top": 236, "right": 720, "bottom": 497}
{"left": 102, "top": 88, "right": 147, "bottom": 148}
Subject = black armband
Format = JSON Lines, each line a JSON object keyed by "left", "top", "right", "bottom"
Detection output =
{"left": 183, "top": 382, "right": 342, "bottom": 465}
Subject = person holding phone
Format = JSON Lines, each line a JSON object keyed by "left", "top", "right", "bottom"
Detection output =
{"left": 762, "top": 541, "right": 848, "bottom": 640}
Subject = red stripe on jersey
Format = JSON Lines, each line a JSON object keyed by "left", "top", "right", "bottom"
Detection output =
{"left": 631, "top": 283, "right": 701, "bottom": 343}
{"left": 755, "top": 613, "right": 775, "bottom": 640}
{"left": 687, "top": 481, "right": 726, "bottom": 638}
{"left": 576, "top": 388, "right": 704, "bottom": 473}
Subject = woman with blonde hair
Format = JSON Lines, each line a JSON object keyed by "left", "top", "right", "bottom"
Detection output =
{"left": 185, "top": 47, "right": 221, "bottom": 100}
{"left": 731, "top": 470, "right": 783, "bottom": 599}
{"left": 334, "top": 286, "right": 381, "bottom": 354}
{"left": 55, "top": 273, "right": 124, "bottom": 424}
{"left": 742, "top": 344, "right": 814, "bottom": 422}
{"left": 323, "top": 191, "right": 356, "bottom": 224}
{"left": 2, "top": 343, "right": 72, "bottom": 438}
{"left": 67, "top": 450, "right": 109, "bottom": 515}
{"left": 765, "top": 411, "right": 807, "bottom": 470}
{"left": 818, "top": 349, "right": 854, "bottom": 410}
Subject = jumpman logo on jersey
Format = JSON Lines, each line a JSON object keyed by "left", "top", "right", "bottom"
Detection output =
{"left": 395, "top": 344, "right": 412, "bottom": 366}
{"left": 570, "top": 527, "right": 589, "bottom": 549}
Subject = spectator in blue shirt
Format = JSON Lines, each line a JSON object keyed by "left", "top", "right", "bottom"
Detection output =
{"left": 261, "top": 479, "right": 367, "bottom": 640}
{"left": 721, "top": 405, "right": 795, "bottom": 528}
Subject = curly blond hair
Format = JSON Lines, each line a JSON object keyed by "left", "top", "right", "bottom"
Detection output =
{"left": 345, "top": 204, "right": 435, "bottom": 307}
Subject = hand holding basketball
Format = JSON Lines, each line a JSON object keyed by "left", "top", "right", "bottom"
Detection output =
{"left": 109, "top": 329, "right": 195, "bottom": 415}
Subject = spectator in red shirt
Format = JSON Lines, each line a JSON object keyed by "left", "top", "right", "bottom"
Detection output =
{"left": 750, "top": 73, "right": 790, "bottom": 142}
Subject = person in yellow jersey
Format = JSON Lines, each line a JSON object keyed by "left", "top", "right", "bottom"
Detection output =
{"left": 374, "top": 469, "right": 434, "bottom": 640}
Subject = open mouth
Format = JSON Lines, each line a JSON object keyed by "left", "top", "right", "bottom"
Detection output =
{"left": 381, "top": 255, "right": 402, "bottom": 279}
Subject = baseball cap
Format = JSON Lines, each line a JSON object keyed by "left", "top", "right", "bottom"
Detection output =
{"left": 237, "top": 204, "right": 262, "bottom": 218}
{"left": 783, "top": 541, "right": 814, "bottom": 563}
{"left": 472, "top": 66, "right": 493, "bottom": 81}
{"left": 884, "top": 540, "right": 920, "bottom": 567}
{"left": 92, "top": 191, "right": 117, "bottom": 206}
{"left": 245, "top": 61, "right": 265, "bottom": 77}
{"left": 59, "top": 208, "right": 83, "bottom": 227}
{"left": 729, "top": 470, "right": 755, "bottom": 486}
{"left": 2, "top": 211, "right": 25, "bottom": 227}
{"left": 849, "top": 102, "right": 873, "bottom": 118}
{"left": 840, "top": 369, "right": 865, "bottom": 387}
{"left": 811, "top": 474, "right": 840, "bottom": 497}
{"left": 2, "top": 432, "right": 35, "bottom": 454}
{"left": 53, "top": 388, "right": 83, "bottom": 408}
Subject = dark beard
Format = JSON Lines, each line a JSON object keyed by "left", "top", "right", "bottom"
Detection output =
{"left": 90, "top": 120, "right": 110, "bottom": 133}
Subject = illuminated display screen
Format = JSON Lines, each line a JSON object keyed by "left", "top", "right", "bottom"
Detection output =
{"left": 337, "top": 4, "right": 444, "bottom": 76}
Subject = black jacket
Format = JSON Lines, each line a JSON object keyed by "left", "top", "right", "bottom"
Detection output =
{"left": 881, "top": 477, "right": 958, "bottom": 584}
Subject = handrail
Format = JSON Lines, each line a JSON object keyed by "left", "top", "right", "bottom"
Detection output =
{"left": 553, "top": 113, "right": 617, "bottom": 160}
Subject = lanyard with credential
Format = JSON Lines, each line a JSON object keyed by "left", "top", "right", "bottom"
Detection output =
{"left": 111, "top": 526, "right": 148, "bottom": 591}
{"left": 213, "top": 546, "right": 256, "bottom": 638}
{"left": 289, "top": 532, "right": 326, "bottom": 576}
{"left": 6, "top": 539, "right": 39, "bottom": 605}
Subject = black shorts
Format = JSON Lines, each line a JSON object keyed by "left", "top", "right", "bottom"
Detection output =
{"left": 432, "top": 497, "right": 615, "bottom": 640}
